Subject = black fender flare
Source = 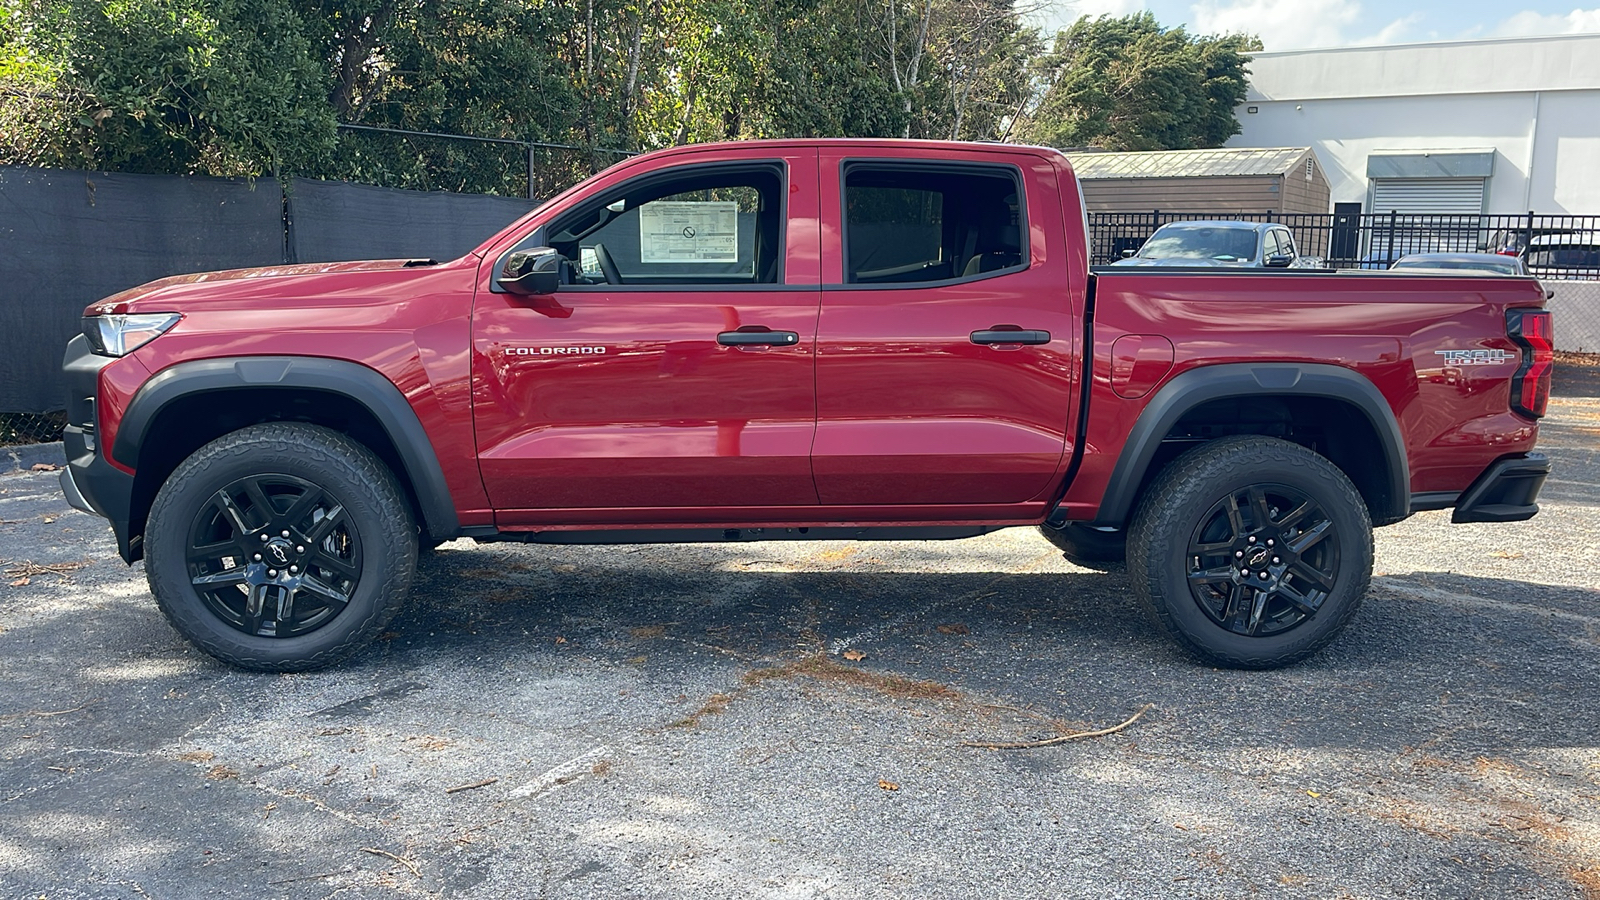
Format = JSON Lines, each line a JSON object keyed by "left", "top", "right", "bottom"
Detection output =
{"left": 1088, "top": 362, "right": 1409, "bottom": 527}
{"left": 113, "top": 356, "right": 460, "bottom": 540}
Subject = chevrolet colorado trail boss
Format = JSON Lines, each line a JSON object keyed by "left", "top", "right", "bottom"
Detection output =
{"left": 60, "top": 139, "right": 1554, "bottom": 672}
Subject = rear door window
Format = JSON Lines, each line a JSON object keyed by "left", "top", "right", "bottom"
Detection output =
{"left": 843, "top": 166, "right": 1025, "bottom": 285}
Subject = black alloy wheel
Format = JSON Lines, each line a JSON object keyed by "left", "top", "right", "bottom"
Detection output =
{"left": 145, "top": 423, "right": 417, "bottom": 672}
{"left": 1183, "top": 483, "right": 1340, "bottom": 638}
{"left": 1128, "top": 436, "right": 1372, "bottom": 669}
{"left": 186, "top": 473, "right": 363, "bottom": 639}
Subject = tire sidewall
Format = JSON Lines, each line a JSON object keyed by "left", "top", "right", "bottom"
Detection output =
{"left": 1133, "top": 439, "right": 1372, "bottom": 668}
{"left": 145, "top": 425, "right": 415, "bottom": 671}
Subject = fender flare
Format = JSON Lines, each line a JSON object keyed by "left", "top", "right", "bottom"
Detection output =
{"left": 113, "top": 356, "right": 460, "bottom": 539}
{"left": 1090, "top": 362, "right": 1409, "bottom": 527}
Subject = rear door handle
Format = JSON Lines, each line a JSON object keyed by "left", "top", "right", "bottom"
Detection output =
{"left": 971, "top": 328, "right": 1050, "bottom": 345}
{"left": 718, "top": 329, "right": 801, "bottom": 347}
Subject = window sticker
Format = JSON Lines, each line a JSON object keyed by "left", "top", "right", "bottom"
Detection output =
{"left": 639, "top": 201, "right": 738, "bottom": 263}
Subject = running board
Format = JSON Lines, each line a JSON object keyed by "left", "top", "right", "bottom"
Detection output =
{"left": 468, "top": 525, "right": 1007, "bottom": 545}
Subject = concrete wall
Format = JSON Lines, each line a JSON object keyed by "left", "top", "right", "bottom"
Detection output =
{"left": 1230, "top": 34, "right": 1600, "bottom": 214}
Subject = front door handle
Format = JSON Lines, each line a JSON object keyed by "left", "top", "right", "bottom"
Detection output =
{"left": 718, "top": 329, "right": 801, "bottom": 347}
{"left": 971, "top": 327, "right": 1050, "bottom": 345}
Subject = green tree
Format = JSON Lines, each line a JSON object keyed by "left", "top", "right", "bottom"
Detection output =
{"left": 1, "top": 0, "right": 335, "bottom": 176}
{"left": 1018, "top": 12, "right": 1258, "bottom": 151}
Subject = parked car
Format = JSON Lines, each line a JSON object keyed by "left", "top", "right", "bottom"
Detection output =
{"left": 60, "top": 139, "right": 1553, "bottom": 673}
{"left": 1390, "top": 252, "right": 1528, "bottom": 275}
{"left": 1522, "top": 232, "right": 1600, "bottom": 277}
{"left": 1480, "top": 226, "right": 1580, "bottom": 257}
{"left": 1112, "top": 221, "right": 1304, "bottom": 267}
{"left": 1356, "top": 236, "right": 1453, "bottom": 269}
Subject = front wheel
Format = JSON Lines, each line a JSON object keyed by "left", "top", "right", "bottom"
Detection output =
{"left": 1127, "top": 436, "right": 1372, "bottom": 669}
{"left": 144, "top": 423, "right": 417, "bottom": 672}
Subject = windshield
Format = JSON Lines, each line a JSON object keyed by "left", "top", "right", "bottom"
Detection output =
{"left": 1138, "top": 226, "right": 1259, "bottom": 262}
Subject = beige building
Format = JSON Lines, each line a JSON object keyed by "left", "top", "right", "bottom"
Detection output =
{"left": 1066, "top": 147, "right": 1331, "bottom": 215}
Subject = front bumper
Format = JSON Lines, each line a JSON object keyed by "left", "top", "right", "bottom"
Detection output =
{"left": 1450, "top": 452, "right": 1550, "bottom": 524}
{"left": 61, "top": 334, "right": 140, "bottom": 562}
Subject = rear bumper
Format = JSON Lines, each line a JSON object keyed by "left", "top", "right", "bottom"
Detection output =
{"left": 1448, "top": 452, "right": 1550, "bottom": 524}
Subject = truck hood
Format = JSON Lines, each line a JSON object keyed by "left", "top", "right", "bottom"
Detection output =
{"left": 84, "top": 259, "right": 432, "bottom": 315}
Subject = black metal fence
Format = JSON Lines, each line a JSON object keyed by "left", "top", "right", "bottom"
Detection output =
{"left": 0, "top": 166, "right": 543, "bottom": 443}
{"left": 1089, "top": 210, "right": 1600, "bottom": 279}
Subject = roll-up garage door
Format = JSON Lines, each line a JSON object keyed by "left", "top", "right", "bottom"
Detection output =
{"left": 1369, "top": 178, "right": 1486, "bottom": 214}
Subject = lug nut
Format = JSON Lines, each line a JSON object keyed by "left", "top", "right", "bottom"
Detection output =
{"left": 1273, "top": 556, "right": 1280, "bottom": 564}
{"left": 296, "top": 546, "right": 305, "bottom": 553}
{"left": 281, "top": 530, "right": 290, "bottom": 537}
{"left": 1248, "top": 536, "right": 1256, "bottom": 543}
{"left": 253, "top": 554, "right": 262, "bottom": 561}
{"left": 1267, "top": 539, "right": 1274, "bottom": 547}
{"left": 1240, "top": 569, "right": 1250, "bottom": 577}
{"left": 289, "top": 565, "right": 298, "bottom": 574}
{"left": 1236, "top": 550, "right": 1244, "bottom": 558}
{"left": 268, "top": 569, "right": 278, "bottom": 577}
{"left": 260, "top": 534, "right": 269, "bottom": 542}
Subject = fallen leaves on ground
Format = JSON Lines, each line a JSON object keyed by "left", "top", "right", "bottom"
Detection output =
{"left": 841, "top": 649, "right": 867, "bottom": 661}
{"left": 936, "top": 623, "right": 969, "bottom": 635}
{"left": 878, "top": 779, "right": 900, "bottom": 791}
{"left": 4, "top": 560, "right": 89, "bottom": 584}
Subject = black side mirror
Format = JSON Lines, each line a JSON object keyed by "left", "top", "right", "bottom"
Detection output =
{"left": 498, "top": 247, "right": 563, "bottom": 295}
{"left": 1264, "top": 254, "right": 1294, "bottom": 268}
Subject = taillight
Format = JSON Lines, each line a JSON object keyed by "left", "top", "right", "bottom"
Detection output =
{"left": 1506, "top": 308, "right": 1553, "bottom": 418}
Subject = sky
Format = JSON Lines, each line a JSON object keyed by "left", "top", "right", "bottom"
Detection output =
{"left": 1032, "top": 0, "right": 1600, "bottom": 51}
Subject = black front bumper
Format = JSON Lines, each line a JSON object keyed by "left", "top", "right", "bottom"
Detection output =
{"left": 61, "top": 334, "right": 140, "bottom": 562}
{"left": 1450, "top": 452, "right": 1550, "bottom": 524}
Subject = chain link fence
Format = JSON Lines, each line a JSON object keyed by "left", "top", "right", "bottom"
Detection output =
{"left": 332, "top": 124, "right": 634, "bottom": 199}
{"left": 0, "top": 411, "right": 66, "bottom": 447}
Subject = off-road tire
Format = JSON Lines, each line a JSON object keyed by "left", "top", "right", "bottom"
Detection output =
{"left": 145, "top": 423, "right": 417, "bottom": 672}
{"left": 1127, "top": 436, "right": 1372, "bottom": 669}
{"left": 1037, "top": 522, "right": 1126, "bottom": 570}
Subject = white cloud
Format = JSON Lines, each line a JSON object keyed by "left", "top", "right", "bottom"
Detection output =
{"left": 1031, "top": 0, "right": 1148, "bottom": 37}
{"left": 1492, "top": 7, "right": 1600, "bottom": 37}
{"left": 1189, "top": 0, "right": 1420, "bottom": 50}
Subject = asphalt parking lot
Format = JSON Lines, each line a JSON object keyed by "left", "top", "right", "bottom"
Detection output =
{"left": 2, "top": 371, "right": 1597, "bottom": 899}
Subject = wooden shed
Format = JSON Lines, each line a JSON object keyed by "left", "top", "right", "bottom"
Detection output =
{"left": 1065, "top": 147, "right": 1331, "bottom": 215}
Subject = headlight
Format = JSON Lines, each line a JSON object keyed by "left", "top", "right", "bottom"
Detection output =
{"left": 82, "top": 313, "right": 182, "bottom": 357}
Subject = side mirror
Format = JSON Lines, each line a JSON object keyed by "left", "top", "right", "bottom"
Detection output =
{"left": 498, "top": 247, "right": 563, "bottom": 295}
{"left": 1120, "top": 249, "right": 1137, "bottom": 258}
{"left": 1264, "top": 254, "right": 1294, "bottom": 268}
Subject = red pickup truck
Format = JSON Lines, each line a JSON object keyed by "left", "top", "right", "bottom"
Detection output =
{"left": 60, "top": 139, "right": 1553, "bottom": 672}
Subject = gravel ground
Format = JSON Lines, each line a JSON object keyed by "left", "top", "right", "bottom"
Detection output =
{"left": 1, "top": 377, "right": 1596, "bottom": 899}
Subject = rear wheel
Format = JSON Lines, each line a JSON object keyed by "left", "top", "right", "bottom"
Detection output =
{"left": 1127, "top": 436, "right": 1371, "bottom": 669}
{"left": 144, "top": 423, "right": 417, "bottom": 671}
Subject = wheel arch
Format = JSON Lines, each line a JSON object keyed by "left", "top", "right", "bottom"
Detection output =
{"left": 113, "top": 357, "right": 461, "bottom": 555}
{"left": 1089, "top": 363, "right": 1409, "bottom": 529}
